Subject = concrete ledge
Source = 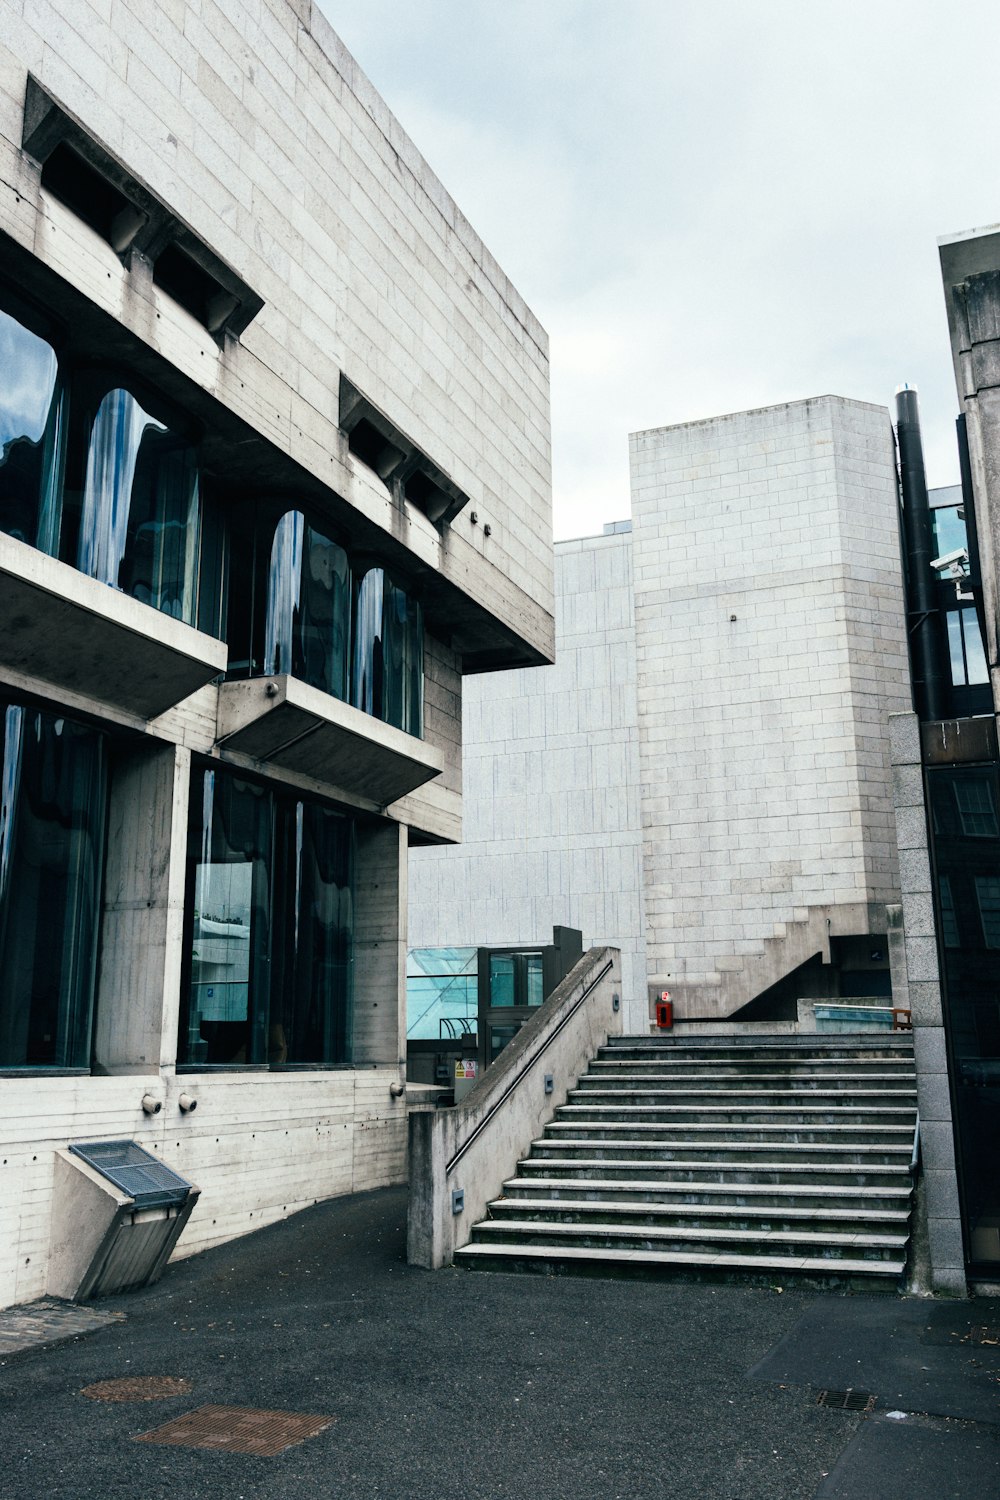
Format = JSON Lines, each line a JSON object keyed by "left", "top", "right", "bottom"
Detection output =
{"left": 216, "top": 675, "right": 443, "bottom": 805}
{"left": 407, "top": 947, "right": 622, "bottom": 1268}
{"left": 0, "top": 533, "right": 228, "bottom": 718}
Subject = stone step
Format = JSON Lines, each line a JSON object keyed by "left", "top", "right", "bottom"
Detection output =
{"left": 454, "top": 1241, "right": 907, "bottom": 1283}
{"left": 506, "top": 1175, "right": 912, "bottom": 1211}
{"left": 568, "top": 1086, "right": 917, "bottom": 1106}
{"left": 580, "top": 1069, "right": 916, "bottom": 1087}
{"left": 528, "top": 1146, "right": 912, "bottom": 1179}
{"left": 602, "top": 1038, "right": 917, "bottom": 1050}
{"left": 543, "top": 1120, "right": 912, "bottom": 1146}
{"left": 468, "top": 1218, "right": 908, "bottom": 1262}
{"left": 554, "top": 1104, "right": 917, "bottom": 1127}
{"left": 487, "top": 1198, "right": 910, "bottom": 1234}
{"left": 456, "top": 1034, "right": 916, "bottom": 1285}
{"left": 598, "top": 1042, "right": 913, "bottom": 1062}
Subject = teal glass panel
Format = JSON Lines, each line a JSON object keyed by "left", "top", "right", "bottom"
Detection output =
{"left": 526, "top": 952, "right": 544, "bottom": 1006}
{"left": 931, "top": 505, "right": 967, "bottom": 559}
{"left": 490, "top": 953, "right": 515, "bottom": 1007}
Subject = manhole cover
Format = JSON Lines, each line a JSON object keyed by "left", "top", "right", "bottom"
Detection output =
{"left": 136, "top": 1405, "right": 335, "bottom": 1456}
{"left": 82, "top": 1376, "right": 193, "bottom": 1402}
{"left": 816, "top": 1389, "right": 876, "bottom": 1412}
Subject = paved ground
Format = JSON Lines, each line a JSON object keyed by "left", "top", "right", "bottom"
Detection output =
{"left": 0, "top": 1186, "right": 998, "bottom": 1499}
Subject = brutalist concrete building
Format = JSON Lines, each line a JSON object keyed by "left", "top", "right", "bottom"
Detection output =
{"left": 0, "top": 0, "right": 553, "bottom": 1308}
{"left": 410, "top": 395, "right": 911, "bottom": 1035}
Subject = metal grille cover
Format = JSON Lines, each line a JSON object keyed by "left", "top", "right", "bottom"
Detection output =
{"left": 82, "top": 1376, "right": 192, "bottom": 1402}
{"left": 68, "top": 1141, "right": 193, "bottom": 1209}
{"left": 136, "top": 1405, "right": 335, "bottom": 1456}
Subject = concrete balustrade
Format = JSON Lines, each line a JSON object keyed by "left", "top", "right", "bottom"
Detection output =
{"left": 407, "top": 947, "right": 622, "bottom": 1268}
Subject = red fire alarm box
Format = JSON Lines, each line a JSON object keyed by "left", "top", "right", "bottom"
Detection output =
{"left": 655, "top": 991, "right": 673, "bottom": 1029}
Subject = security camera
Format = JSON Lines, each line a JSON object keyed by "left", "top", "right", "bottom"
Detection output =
{"left": 930, "top": 547, "right": 969, "bottom": 577}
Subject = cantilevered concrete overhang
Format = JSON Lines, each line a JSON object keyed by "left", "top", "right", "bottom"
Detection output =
{"left": 0, "top": 532, "right": 228, "bottom": 718}
{"left": 216, "top": 676, "right": 443, "bottom": 805}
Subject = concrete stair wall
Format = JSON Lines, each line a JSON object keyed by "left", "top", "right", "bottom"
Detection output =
{"left": 661, "top": 901, "right": 876, "bottom": 1020}
{"left": 455, "top": 1033, "right": 917, "bottom": 1286}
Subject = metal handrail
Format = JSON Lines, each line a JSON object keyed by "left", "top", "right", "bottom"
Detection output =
{"left": 445, "top": 955, "right": 614, "bottom": 1175}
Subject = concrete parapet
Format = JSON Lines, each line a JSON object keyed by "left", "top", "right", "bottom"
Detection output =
{"left": 406, "top": 947, "right": 622, "bottom": 1268}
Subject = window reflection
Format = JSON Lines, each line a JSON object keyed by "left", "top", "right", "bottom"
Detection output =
{"left": 0, "top": 306, "right": 65, "bottom": 555}
{"left": 264, "top": 510, "right": 350, "bottom": 700}
{"left": 0, "top": 700, "right": 108, "bottom": 1068}
{"left": 72, "top": 387, "right": 224, "bottom": 631}
{"left": 179, "top": 767, "right": 355, "bottom": 1067}
{"left": 352, "top": 566, "right": 423, "bottom": 735}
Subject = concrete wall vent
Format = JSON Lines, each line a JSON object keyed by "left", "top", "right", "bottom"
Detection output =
{"left": 48, "top": 1142, "right": 200, "bottom": 1301}
{"left": 22, "top": 76, "right": 264, "bottom": 341}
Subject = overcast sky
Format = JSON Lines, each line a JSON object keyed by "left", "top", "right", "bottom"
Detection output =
{"left": 321, "top": 1, "right": 1000, "bottom": 540}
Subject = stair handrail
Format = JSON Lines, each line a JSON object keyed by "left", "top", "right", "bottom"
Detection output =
{"left": 446, "top": 954, "right": 614, "bottom": 1176}
{"left": 407, "top": 944, "right": 622, "bottom": 1268}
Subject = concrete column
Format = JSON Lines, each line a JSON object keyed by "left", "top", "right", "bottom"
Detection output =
{"left": 889, "top": 711, "right": 966, "bottom": 1294}
{"left": 93, "top": 742, "right": 191, "bottom": 1074}
{"left": 352, "top": 819, "right": 407, "bottom": 1068}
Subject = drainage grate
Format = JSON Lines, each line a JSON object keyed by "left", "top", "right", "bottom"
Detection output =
{"left": 82, "top": 1376, "right": 192, "bottom": 1402}
{"left": 136, "top": 1405, "right": 335, "bottom": 1456}
{"left": 816, "top": 1389, "right": 876, "bottom": 1412}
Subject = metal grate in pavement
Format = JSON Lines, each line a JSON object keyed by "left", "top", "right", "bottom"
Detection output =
{"left": 82, "top": 1376, "right": 192, "bottom": 1402}
{"left": 136, "top": 1404, "right": 336, "bottom": 1456}
{"left": 816, "top": 1388, "right": 877, "bottom": 1412}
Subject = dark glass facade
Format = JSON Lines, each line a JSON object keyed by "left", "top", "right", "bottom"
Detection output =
{"left": 263, "top": 509, "right": 351, "bottom": 701}
{"left": 0, "top": 290, "right": 227, "bottom": 637}
{"left": 926, "top": 764, "right": 1000, "bottom": 1269}
{"left": 0, "top": 304, "right": 66, "bottom": 555}
{"left": 352, "top": 566, "right": 423, "bottom": 735}
{"left": 2, "top": 285, "right": 425, "bottom": 734}
{"left": 0, "top": 700, "right": 108, "bottom": 1068}
{"left": 178, "top": 765, "right": 355, "bottom": 1068}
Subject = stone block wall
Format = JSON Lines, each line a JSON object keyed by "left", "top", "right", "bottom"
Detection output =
{"left": 629, "top": 396, "right": 911, "bottom": 993}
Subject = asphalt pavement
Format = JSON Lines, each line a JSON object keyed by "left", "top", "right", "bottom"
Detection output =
{"left": 1, "top": 1185, "right": 997, "bottom": 1500}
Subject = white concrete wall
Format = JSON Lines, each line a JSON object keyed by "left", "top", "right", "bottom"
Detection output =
{"left": 409, "top": 531, "right": 648, "bottom": 1028}
{"left": 629, "top": 396, "right": 910, "bottom": 995}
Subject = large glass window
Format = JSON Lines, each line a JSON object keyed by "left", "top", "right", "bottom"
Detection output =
{"left": 0, "top": 303, "right": 66, "bottom": 554}
{"left": 264, "top": 510, "right": 351, "bottom": 700}
{"left": 946, "top": 607, "right": 989, "bottom": 688}
{"left": 352, "top": 566, "right": 423, "bottom": 735}
{"left": 0, "top": 701, "right": 108, "bottom": 1068}
{"left": 178, "top": 766, "right": 355, "bottom": 1067}
{"left": 61, "top": 385, "right": 225, "bottom": 635}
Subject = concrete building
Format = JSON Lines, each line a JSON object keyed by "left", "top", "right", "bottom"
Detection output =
{"left": 0, "top": 0, "right": 552, "bottom": 1308}
{"left": 886, "top": 225, "right": 1000, "bottom": 1289}
{"left": 410, "top": 395, "right": 911, "bottom": 1035}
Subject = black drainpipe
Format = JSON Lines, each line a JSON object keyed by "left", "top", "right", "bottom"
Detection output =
{"left": 896, "top": 386, "right": 949, "bottom": 722}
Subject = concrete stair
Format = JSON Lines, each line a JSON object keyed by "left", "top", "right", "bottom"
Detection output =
{"left": 662, "top": 901, "right": 875, "bottom": 1019}
{"left": 454, "top": 1034, "right": 917, "bottom": 1286}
